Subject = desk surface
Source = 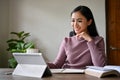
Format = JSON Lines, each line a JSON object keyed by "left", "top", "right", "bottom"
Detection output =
{"left": 0, "top": 68, "right": 120, "bottom": 80}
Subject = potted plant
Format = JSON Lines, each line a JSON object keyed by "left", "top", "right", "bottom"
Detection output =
{"left": 6, "top": 31, "right": 35, "bottom": 68}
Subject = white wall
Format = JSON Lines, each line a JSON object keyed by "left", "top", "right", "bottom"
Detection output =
{"left": 0, "top": 0, "right": 105, "bottom": 67}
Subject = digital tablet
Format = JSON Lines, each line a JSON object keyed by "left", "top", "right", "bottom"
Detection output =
{"left": 12, "top": 53, "right": 52, "bottom": 78}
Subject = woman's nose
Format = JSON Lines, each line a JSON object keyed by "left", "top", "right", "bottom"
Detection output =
{"left": 74, "top": 22, "right": 78, "bottom": 27}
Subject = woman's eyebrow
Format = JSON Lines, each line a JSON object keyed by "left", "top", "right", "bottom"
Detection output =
{"left": 71, "top": 18, "right": 82, "bottom": 20}
{"left": 77, "top": 18, "right": 83, "bottom": 20}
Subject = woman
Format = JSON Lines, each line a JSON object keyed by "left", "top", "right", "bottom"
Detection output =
{"left": 47, "top": 5, "right": 106, "bottom": 69}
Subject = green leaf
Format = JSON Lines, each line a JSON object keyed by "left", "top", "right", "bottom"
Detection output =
{"left": 24, "top": 42, "right": 35, "bottom": 49}
{"left": 8, "top": 57, "right": 17, "bottom": 68}
{"left": 6, "top": 43, "right": 17, "bottom": 51}
{"left": 23, "top": 33, "right": 30, "bottom": 37}
{"left": 11, "top": 49, "right": 25, "bottom": 53}
{"left": 7, "top": 39, "right": 24, "bottom": 43}
{"left": 21, "top": 33, "right": 30, "bottom": 40}
{"left": 11, "top": 31, "right": 25, "bottom": 38}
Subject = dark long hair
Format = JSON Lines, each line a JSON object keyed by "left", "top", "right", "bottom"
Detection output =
{"left": 70, "top": 5, "right": 99, "bottom": 37}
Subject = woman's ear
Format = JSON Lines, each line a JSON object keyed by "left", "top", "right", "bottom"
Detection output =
{"left": 88, "top": 19, "right": 92, "bottom": 26}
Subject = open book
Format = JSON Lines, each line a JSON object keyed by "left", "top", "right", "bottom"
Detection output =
{"left": 50, "top": 69, "right": 84, "bottom": 73}
{"left": 85, "top": 66, "right": 120, "bottom": 78}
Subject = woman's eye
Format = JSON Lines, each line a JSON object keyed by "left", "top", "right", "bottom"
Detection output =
{"left": 71, "top": 20, "right": 75, "bottom": 22}
{"left": 78, "top": 20, "right": 82, "bottom": 22}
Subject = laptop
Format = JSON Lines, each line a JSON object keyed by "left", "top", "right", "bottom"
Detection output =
{"left": 12, "top": 53, "right": 52, "bottom": 78}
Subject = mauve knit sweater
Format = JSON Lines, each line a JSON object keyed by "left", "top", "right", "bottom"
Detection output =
{"left": 47, "top": 36, "right": 106, "bottom": 69}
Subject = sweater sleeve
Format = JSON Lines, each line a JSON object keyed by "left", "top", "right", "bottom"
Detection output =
{"left": 47, "top": 38, "right": 67, "bottom": 69}
{"left": 87, "top": 37, "right": 106, "bottom": 67}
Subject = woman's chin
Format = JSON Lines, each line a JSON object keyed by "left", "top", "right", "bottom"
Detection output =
{"left": 75, "top": 31, "right": 81, "bottom": 34}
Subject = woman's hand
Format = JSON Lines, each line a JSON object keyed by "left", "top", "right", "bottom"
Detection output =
{"left": 76, "top": 32, "right": 93, "bottom": 42}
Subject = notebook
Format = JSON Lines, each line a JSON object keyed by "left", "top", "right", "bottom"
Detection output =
{"left": 12, "top": 53, "right": 52, "bottom": 78}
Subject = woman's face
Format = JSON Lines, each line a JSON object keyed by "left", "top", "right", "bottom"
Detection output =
{"left": 71, "top": 11, "right": 92, "bottom": 35}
